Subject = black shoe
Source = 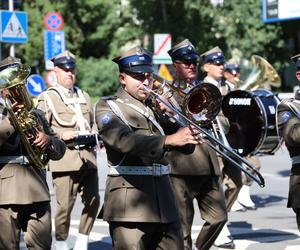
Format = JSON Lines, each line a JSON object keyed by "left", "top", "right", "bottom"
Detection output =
{"left": 214, "top": 240, "right": 235, "bottom": 249}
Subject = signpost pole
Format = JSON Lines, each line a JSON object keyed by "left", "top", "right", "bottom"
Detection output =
{"left": 8, "top": 0, "right": 15, "bottom": 57}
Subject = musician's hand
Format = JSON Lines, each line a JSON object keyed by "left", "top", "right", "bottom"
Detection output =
{"left": 33, "top": 131, "right": 51, "bottom": 151}
{"left": 6, "top": 101, "right": 25, "bottom": 125}
{"left": 165, "top": 125, "right": 203, "bottom": 147}
{"left": 11, "top": 101, "right": 24, "bottom": 112}
{"left": 61, "top": 131, "right": 80, "bottom": 141}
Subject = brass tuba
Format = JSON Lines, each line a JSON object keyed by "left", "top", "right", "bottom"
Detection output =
{"left": 153, "top": 74, "right": 222, "bottom": 126}
{"left": 0, "top": 62, "right": 48, "bottom": 169}
{"left": 238, "top": 55, "right": 281, "bottom": 91}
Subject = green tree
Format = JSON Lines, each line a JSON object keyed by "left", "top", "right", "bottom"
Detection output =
{"left": 131, "top": 0, "right": 289, "bottom": 86}
{"left": 16, "top": 0, "right": 144, "bottom": 98}
{"left": 2, "top": 0, "right": 296, "bottom": 95}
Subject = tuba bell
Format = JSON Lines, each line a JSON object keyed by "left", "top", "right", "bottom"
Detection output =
{"left": 0, "top": 62, "right": 48, "bottom": 169}
{"left": 238, "top": 55, "right": 281, "bottom": 91}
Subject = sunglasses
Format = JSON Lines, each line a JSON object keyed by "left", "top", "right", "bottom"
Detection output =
{"left": 175, "top": 60, "right": 198, "bottom": 67}
{"left": 126, "top": 72, "right": 153, "bottom": 81}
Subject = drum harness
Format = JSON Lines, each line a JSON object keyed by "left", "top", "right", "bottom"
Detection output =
{"left": 104, "top": 98, "right": 169, "bottom": 176}
{"left": 41, "top": 86, "right": 96, "bottom": 149}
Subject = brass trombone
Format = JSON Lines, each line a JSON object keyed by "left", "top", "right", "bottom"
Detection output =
{"left": 148, "top": 76, "right": 265, "bottom": 187}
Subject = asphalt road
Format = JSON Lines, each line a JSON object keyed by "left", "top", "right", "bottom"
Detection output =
{"left": 20, "top": 145, "right": 300, "bottom": 249}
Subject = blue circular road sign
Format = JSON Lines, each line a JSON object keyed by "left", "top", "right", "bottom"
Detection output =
{"left": 27, "top": 74, "right": 46, "bottom": 97}
{"left": 44, "top": 12, "right": 64, "bottom": 31}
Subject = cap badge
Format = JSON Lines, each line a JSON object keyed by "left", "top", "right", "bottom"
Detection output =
{"left": 136, "top": 47, "right": 143, "bottom": 55}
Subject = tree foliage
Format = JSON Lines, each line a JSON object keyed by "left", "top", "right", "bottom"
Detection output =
{"left": 2, "top": 0, "right": 295, "bottom": 96}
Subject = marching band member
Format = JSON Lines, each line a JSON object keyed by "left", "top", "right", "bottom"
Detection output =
{"left": 276, "top": 53, "right": 300, "bottom": 233}
{"left": 37, "top": 51, "right": 100, "bottom": 250}
{"left": 95, "top": 45, "right": 201, "bottom": 250}
{"left": 0, "top": 57, "right": 66, "bottom": 250}
{"left": 159, "top": 39, "right": 227, "bottom": 250}
{"left": 200, "top": 47, "right": 242, "bottom": 249}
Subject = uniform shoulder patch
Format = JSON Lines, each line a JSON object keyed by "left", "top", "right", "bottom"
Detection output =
{"left": 278, "top": 111, "right": 292, "bottom": 125}
{"left": 99, "top": 112, "right": 113, "bottom": 126}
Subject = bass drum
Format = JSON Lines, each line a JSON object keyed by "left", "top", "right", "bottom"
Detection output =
{"left": 222, "top": 89, "right": 283, "bottom": 156}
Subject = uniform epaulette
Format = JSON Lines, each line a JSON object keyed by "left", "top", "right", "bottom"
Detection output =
{"left": 101, "top": 96, "right": 117, "bottom": 101}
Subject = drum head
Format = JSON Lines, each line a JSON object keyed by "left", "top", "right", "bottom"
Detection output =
{"left": 222, "top": 90, "right": 264, "bottom": 156}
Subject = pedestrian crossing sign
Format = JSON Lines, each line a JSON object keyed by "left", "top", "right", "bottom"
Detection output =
{"left": 0, "top": 11, "right": 28, "bottom": 43}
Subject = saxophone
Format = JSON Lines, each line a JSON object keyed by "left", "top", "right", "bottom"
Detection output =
{"left": 0, "top": 62, "right": 48, "bottom": 169}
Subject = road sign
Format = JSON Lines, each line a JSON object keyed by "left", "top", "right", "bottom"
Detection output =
{"left": 158, "top": 64, "right": 173, "bottom": 81}
{"left": 44, "top": 12, "right": 64, "bottom": 31}
{"left": 262, "top": 0, "right": 300, "bottom": 23}
{"left": 0, "top": 10, "right": 28, "bottom": 43}
{"left": 153, "top": 33, "right": 172, "bottom": 64}
{"left": 27, "top": 74, "right": 46, "bottom": 97}
{"left": 44, "top": 30, "right": 65, "bottom": 70}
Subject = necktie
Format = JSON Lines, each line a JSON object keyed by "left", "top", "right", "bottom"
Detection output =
{"left": 68, "top": 90, "right": 73, "bottom": 98}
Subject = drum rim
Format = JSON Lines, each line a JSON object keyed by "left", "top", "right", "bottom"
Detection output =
{"left": 222, "top": 88, "right": 282, "bottom": 156}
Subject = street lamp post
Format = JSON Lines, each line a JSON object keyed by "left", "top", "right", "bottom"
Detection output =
{"left": 9, "top": 0, "right": 15, "bottom": 57}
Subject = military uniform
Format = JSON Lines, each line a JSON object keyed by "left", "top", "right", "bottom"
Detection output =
{"left": 37, "top": 51, "right": 100, "bottom": 250}
{"left": 0, "top": 57, "right": 66, "bottom": 250}
{"left": 96, "top": 46, "right": 184, "bottom": 250}
{"left": 163, "top": 40, "right": 227, "bottom": 250}
{"left": 200, "top": 48, "right": 241, "bottom": 248}
{"left": 276, "top": 54, "right": 300, "bottom": 232}
{"left": 201, "top": 48, "right": 243, "bottom": 211}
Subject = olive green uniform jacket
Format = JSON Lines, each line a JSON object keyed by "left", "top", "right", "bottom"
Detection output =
{"left": 0, "top": 105, "right": 65, "bottom": 205}
{"left": 277, "top": 90, "right": 300, "bottom": 208}
{"left": 95, "top": 88, "right": 180, "bottom": 223}
{"left": 38, "top": 87, "right": 97, "bottom": 172}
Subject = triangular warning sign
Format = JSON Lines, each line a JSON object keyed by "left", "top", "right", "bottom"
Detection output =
{"left": 159, "top": 64, "right": 173, "bottom": 81}
{"left": 3, "top": 13, "right": 26, "bottom": 38}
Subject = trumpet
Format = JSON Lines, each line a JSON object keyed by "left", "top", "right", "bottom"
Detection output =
{"left": 147, "top": 76, "right": 265, "bottom": 187}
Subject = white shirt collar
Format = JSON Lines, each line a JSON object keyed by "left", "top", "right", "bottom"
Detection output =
{"left": 203, "top": 76, "right": 220, "bottom": 87}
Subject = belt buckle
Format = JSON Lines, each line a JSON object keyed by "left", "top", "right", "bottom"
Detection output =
{"left": 152, "top": 163, "right": 162, "bottom": 176}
